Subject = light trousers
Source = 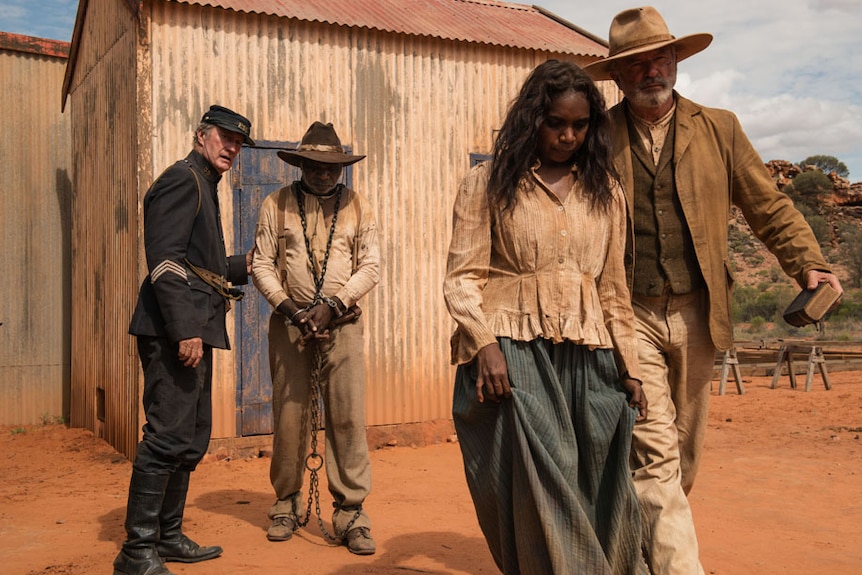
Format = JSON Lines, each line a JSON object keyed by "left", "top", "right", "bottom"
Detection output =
{"left": 267, "top": 313, "right": 372, "bottom": 532}
{"left": 631, "top": 290, "right": 716, "bottom": 575}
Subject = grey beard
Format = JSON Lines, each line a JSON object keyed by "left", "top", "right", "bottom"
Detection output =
{"left": 629, "top": 85, "right": 674, "bottom": 109}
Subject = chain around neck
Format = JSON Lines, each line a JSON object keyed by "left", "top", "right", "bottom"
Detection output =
{"left": 294, "top": 182, "right": 343, "bottom": 301}
{"left": 299, "top": 179, "right": 341, "bottom": 198}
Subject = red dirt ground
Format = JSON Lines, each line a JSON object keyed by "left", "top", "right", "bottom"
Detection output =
{"left": 2, "top": 372, "right": 861, "bottom": 575}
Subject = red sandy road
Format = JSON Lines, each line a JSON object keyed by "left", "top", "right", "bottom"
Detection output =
{"left": 2, "top": 372, "right": 861, "bottom": 575}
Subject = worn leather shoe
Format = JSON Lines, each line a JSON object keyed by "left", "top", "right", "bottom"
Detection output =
{"left": 344, "top": 527, "right": 376, "bottom": 555}
{"left": 266, "top": 515, "right": 298, "bottom": 542}
{"left": 157, "top": 534, "right": 222, "bottom": 563}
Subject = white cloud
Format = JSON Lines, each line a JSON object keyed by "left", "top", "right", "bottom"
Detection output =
{"left": 741, "top": 96, "right": 862, "bottom": 164}
{"left": 677, "top": 70, "right": 744, "bottom": 109}
{"left": 681, "top": 72, "right": 862, "bottom": 167}
{"left": 679, "top": 74, "right": 862, "bottom": 178}
{"left": 0, "top": 4, "right": 28, "bottom": 20}
{"left": 810, "top": 0, "right": 862, "bottom": 13}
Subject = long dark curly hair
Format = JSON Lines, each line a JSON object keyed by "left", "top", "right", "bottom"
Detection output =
{"left": 487, "top": 59, "right": 617, "bottom": 212}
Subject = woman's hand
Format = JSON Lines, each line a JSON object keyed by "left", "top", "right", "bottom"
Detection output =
{"left": 476, "top": 343, "right": 512, "bottom": 403}
{"left": 624, "top": 377, "right": 647, "bottom": 421}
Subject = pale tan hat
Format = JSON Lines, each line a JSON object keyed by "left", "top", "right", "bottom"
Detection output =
{"left": 584, "top": 6, "right": 713, "bottom": 81}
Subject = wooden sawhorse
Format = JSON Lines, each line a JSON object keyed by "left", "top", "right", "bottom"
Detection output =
{"left": 769, "top": 344, "right": 832, "bottom": 391}
{"left": 718, "top": 348, "right": 745, "bottom": 395}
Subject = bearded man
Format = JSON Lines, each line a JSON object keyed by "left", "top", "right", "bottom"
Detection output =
{"left": 586, "top": 7, "right": 842, "bottom": 575}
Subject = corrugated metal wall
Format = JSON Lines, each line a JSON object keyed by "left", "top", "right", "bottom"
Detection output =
{"left": 146, "top": 3, "right": 621, "bottom": 434}
{"left": 66, "top": 0, "right": 622, "bottom": 456}
{"left": 0, "top": 47, "right": 71, "bottom": 425}
{"left": 67, "top": 0, "right": 141, "bottom": 457}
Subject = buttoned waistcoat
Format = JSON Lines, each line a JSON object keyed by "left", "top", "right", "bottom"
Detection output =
{"left": 610, "top": 94, "right": 829, "bottom": 351}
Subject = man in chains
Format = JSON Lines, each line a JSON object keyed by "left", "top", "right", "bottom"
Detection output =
{"left": 251, "top": 121, "right": 381, "bottom": 555}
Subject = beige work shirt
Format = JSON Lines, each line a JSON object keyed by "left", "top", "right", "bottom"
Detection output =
{"left": 252, "top": 183, "right": 380, "bottom": 310}
{"left": 630, "top": 100, "right": 676, "bottom": 164}
{"left": 443, "top": 163, "right": 641, "bottom": 381}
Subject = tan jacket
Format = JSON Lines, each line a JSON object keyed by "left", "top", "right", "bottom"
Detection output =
{"left": 443, "top": 163, "right": 642, "bottom": 381}
{"left": 610, "top": 94, "right": 830, "bottom": 351}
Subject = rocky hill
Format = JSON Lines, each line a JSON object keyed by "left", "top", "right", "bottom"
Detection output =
{"left": 729, "top": 161, "right": 862, "bottom": 289}
{"left": 765, "top": 160, "right": 862, "bottom": 206}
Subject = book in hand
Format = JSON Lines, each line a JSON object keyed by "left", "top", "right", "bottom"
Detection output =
{"left": 782, "top": 283, "right": 841, "bottom": 327}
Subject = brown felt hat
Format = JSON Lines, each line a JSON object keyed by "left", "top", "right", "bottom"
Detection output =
{"left": 584, "top": 6, "right": 713, "bottom": 81}
{"left": 277, "top": 122, "right": 365, "bottom": 167}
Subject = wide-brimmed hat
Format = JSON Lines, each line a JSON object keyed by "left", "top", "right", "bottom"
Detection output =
{"left": 277, "top": 122, "right": 365, "bottom": 167}
{"left": 201, "top": 105, "right": 254, "bottom": 146}
{"left": 584, "top": 6, "right": 713, "bottom": 81}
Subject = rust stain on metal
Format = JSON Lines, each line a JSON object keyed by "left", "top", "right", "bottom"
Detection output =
{"left": 172, "top": 0, "right": 608, "bottom": 56}
{"left": 0, "top": 31, "right": 70, "bottom": 58}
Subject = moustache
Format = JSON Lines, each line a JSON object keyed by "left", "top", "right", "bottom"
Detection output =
{"left": 639, "top": 78, "right": 668, "bottom": 90}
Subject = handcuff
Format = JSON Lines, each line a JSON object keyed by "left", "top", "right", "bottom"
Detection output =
{"left": 321, "top": 296, "right": 345, "bottom": 318}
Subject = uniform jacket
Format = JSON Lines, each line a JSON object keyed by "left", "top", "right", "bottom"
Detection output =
{"left": 610, "top": 93, "right": 830, "bottom": 351}
{"left": 129, "top": 150, "right": 247, "bottom": 349}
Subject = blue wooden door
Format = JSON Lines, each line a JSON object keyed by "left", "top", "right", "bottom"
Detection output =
{"left": 232, "top": 141, "right": 299, "bottom": 436}
{"left": 232, "top": 141, "right": 353, "bottom": 436}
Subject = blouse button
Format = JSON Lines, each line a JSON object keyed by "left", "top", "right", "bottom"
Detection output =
{"left": 560, "top": 230, "right": 567, "bottom": 237}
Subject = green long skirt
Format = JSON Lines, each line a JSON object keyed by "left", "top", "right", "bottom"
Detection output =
{"left": 453, "top": 338, "right": 646, "bottom": 575}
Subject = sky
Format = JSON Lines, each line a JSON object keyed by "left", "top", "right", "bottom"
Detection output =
{"left": 2, "top": 0, "right": 860, "bottom": 180}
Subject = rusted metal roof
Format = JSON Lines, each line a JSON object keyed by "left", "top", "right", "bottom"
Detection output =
{"left": 63, "top": 0, "right": 608, "bottom": 108}
{"left": 0, "top": 31, "right": 70, "bottom": 58}
{"left": 173, "top": 0, "right": 608, "bottom": 56}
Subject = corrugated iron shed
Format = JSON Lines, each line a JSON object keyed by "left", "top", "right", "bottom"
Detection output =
{"left": 62, "top": 0, "right": 619, "bottom": 458}
{"left": 63, "top": 0, "right": 609, "bottom": 109}
{"left": 167, "top": 0, "right": 605, "bottom": 55}
{"left": 0, "top": 31, "right": 70, "bottom": 58}
{"left": 1, "top": 31, "right": 71, "bottom": 426}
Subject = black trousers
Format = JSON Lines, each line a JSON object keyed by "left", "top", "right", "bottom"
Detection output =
{"left": 133, "top": 336, "right": 213, "bottom": 475}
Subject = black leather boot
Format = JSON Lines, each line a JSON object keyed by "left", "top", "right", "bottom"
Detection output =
{"left": 113, "top": 471, "right": 176, "bottom": 575}
{"left": 156, "top": 469, "right": 223, "bottom": 563}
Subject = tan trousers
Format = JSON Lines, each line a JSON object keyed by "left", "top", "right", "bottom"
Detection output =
{"left": 267, "top": 312, "right": 372, "bottom": 532}
{"left": 631, "top": 290, "right": 715, "bottom": 575}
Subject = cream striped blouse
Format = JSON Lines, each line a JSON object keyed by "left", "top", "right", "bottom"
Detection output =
{"left": 443, "top": 162, "right": 641, "bottom": 381}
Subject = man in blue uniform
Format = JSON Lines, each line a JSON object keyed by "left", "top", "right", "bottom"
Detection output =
{"left": 116, "top": 105, "right": 253, "bottom": 575}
